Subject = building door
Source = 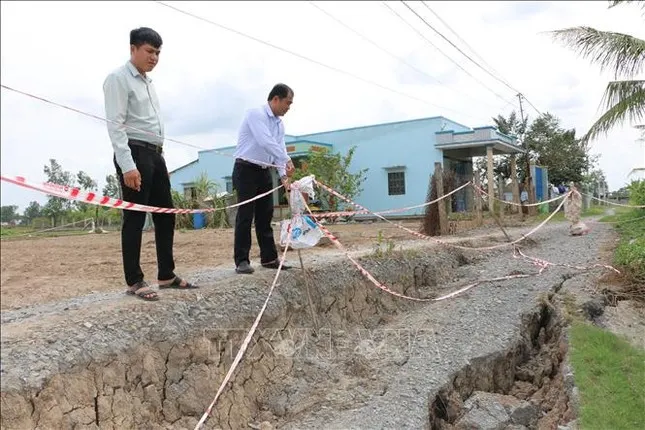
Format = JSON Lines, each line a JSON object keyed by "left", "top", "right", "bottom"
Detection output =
{"left": 535, "top": 166, "right": 544, "bottom": 201}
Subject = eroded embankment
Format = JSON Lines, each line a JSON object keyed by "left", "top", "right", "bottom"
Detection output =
{"left": 1, "top": 244, "right": 472, "bottom": 429}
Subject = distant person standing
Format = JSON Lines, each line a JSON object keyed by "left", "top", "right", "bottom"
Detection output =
{"left": 550, "top": 183, "right": 559, "bottom": 199}
{"left": 232, "top": 83, "right": 296, "bottom": 274}
{"left": 103, "top": 27, "right": 198, "bottom": 301}
{"left": 558, "top": 184, "right": 566, "bottom": 195}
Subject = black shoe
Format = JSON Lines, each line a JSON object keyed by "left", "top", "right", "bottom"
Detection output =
{"left": 261, "top": 261, "right": 292, "bottom": 270}
{"left": 235, "top": 261, "right": 255, "bottom": 274}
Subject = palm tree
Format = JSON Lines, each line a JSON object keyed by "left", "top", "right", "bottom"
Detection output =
{"left": 550, "top": 0, "right": 645, "bottom": 145}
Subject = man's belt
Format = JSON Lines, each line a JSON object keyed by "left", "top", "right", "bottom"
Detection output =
{"left": 129, "top": 139, "right": 163, "bottom": 154}
{"left": 235, "top": 158, "right": 268, "bottom": 169}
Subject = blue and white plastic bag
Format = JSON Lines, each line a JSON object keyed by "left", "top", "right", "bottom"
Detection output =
{"left": 279, "top": 175, "right": 323, "bottom": 249}
{"left": 280, "top": 214, "right": 324, "bottom": 249}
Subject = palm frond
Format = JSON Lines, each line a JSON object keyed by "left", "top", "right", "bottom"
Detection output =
{"left": 581, "top": 80, "right": 645, "bottom": 144}
{"left": 550, "top": 27, "right": 645, "bottom": 79}
{"left": 608, "top": 0, "right": 645, "bottom": 9}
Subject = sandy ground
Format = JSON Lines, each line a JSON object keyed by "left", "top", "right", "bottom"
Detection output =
{"left": 0, "top": 221, "right": 420, "bottom": 310}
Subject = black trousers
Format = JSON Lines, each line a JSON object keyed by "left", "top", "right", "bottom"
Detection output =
{"left": 232, "top": 161, "right": 278, "bottom": 266}
{"left": 114, "top": 143, "right": 176, "bottom": 286}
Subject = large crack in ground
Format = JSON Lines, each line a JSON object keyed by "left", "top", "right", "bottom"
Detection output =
{"left": 429, "top": 292, "right": 575, "bottom": 430}
{"left": 0, "top": 222, "right": 611, "bottom": 429}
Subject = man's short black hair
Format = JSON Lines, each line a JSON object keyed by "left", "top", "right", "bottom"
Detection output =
{"left": 267, "top": 83, "right": 293, "bottom": 101}
{"left": 130, "top": 27, "right": 163, "bottom": 49}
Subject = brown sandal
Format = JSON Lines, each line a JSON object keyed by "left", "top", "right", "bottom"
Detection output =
{"left": 126, "top": 282, "right": 159, "bottom": 301}
{"left": 158, "top": 276, "right": 199, "bottom": 290}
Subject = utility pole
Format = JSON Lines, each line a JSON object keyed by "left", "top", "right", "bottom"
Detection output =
{"left": 517, "top": 93, "right": 537, "bottom": 214}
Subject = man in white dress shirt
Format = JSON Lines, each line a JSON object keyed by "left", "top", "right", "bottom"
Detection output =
{"left": 232, "top": 83, "right": 296, "bottom": 274}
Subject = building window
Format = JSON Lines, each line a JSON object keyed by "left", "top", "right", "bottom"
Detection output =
{"left": 388, "top": 171, "right": 406, "bottom": 195}
{"left": 223, "top": 176, "right": 233, "bottom": 194}
{"left": 183, "top": 184, "right": 197, "bottom": 200}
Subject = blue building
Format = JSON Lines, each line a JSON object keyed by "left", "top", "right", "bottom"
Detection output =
{"left": 169, "top": 116, "right": 523, "bottom": 217}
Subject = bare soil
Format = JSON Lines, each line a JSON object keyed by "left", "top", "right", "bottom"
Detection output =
{"left": 0, "top": 222, "right": 419, "bottom": 310}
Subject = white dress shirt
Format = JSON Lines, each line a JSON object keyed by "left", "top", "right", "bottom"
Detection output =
{"left": 234, "top": 103, "right": 291, "bottom": 177}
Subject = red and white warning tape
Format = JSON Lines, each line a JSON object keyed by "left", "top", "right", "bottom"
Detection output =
{"left": 314, "top": 179, "right": 571, "bottom": 251}
{"left": 0, "top": 174, "right": 281, "bottom": 214}
{"left": 302, "top": 198, "right": 537, "bottom": 302}
{"left": 309, "top": 181, "right": 472, "bottom": 219}
{"left": 588, "top": 215, "right": 645, "bottom": 224}
{"left": 514, "top": 247, "right": 621, "bottom": 275}
{"left": 581, "top": 193, "right": 645, "bottom": 209}
{"left": 473, "top": 184, "right": 566, "bottom": 207}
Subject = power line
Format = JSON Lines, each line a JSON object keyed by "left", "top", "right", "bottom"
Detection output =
{"left": 308, "top": 1, "right": 502, "bottom": 112}
{"left": 420, "top": 1, "right": 514, "bottom": 91}
{"left": 522, "top": 96, "right": 544, "bottom": 117}
{"left": 418, "top": 1, "right": 544, "bottom": 118}
{"left": 404, "top": 0, "right": 516, "bottom": 93}
{"left": 382, "top": 1, "right": 518, "bottom": 108}
{"left": 154, "top": 1, "right": 488, "bottom": 124}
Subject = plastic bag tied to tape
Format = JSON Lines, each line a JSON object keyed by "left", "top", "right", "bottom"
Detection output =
{"left": 280, "top": 175, "right": 324, "bottom": 249}
{"left": 289, "top": 175, "right": 316, "bottom": 215}
{"left": 564, "top": 185, "right": 589, "bottom": 236}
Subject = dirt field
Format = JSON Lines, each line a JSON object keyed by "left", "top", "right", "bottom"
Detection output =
{"left": 0, "top": 221, "right": 421, "bottom": 310}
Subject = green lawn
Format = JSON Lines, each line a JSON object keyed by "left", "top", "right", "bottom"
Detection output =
{"left": 569, "top": 322, "right": 645, "bottom": 430}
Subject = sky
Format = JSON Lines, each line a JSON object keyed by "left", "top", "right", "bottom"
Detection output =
{"left": 1, "top": 0, "right": 644, "bottom": 212}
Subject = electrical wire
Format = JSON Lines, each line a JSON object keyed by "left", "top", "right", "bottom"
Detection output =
{"left": 308, "top": 1, "right": 503, "bottom": 112}
{"left": 383, "top": 1, "right": 518, "bottom": 108}
{"left": 155, "top": 1, "right": 490, "bottom": 124}
{"left": 418, "top": 1, "right": 544, "bottom": 117}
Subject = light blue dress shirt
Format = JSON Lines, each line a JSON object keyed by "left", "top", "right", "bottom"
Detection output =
{"left": 234, "top": 103, "right": 291, "bottom": 177}
{"left": 103, "top": 61, "right": 164, "bottom": 173}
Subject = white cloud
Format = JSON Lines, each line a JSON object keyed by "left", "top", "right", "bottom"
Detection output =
{"left": 1, "top": 0, "right": 644, "bottom": 211}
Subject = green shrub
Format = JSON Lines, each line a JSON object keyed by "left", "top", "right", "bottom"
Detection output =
{"left": 627, "top": 179, "right": 645, "bottom": 206}
{"left": 613, "top": 209, "right": 645, "bottom": 283}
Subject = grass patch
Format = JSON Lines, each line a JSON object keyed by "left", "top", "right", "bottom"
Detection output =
{"left": 598, "top": 206, "right": 632, "bottom": 223}
{"left": 612, "top": 210, "right": 645, "bottom": 283}
{"left": 581, "top": 204, "right": 609, "bottom": 217}
{"left": 532, "top": 204, "right": 608, "bottom": 224}
{"left": 0, "top": 226, "right": 34, "bottom": 237}
{"left": 532, "top": 204, "right": 627, "bottom": 224}
{"left": 0, "top": 226, "right": 95, "bottom": 240}
{"left": 569, "top": 322, "right": 645, "bottom": 430}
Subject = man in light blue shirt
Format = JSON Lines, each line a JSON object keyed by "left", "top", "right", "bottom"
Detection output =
{"left": 103, "top": 27, "right": 198, "bottom": 301}
{"left": 232, "top": 84, "right": 295, "bottom": 274}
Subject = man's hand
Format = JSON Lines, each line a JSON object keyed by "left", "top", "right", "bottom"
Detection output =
{"left": 286, "top": 159, "right": 295, "bottom": 178}
{"left": 281, "top": 175, "right": 291, "bottom": 192}
{"left": 123, "top": 169, "right": 142, "bottom": 191}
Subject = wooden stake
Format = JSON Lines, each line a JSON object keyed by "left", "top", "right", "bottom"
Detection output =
{"left": 298, "top": 250, "right": 319, "bottom": 334}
